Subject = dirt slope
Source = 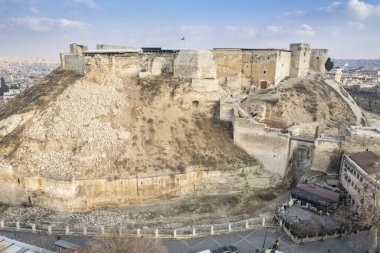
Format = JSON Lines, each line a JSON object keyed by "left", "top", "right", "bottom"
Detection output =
{"left": 241, "top": 77, "right": 360, "bottom": 134}
{"left": 0, "top": 72, "right": 255, "bottom": 180}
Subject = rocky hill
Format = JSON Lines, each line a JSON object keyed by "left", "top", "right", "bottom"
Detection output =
{"left": 240, "top": 75, "right": 365, "bottom": 135}
{"left": 0, "top": 69, "right": 255, "bottom": 180}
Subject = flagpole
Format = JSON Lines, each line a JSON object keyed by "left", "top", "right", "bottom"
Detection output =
{"left": 181, "top": 36, "right": 186, "bottom": 49}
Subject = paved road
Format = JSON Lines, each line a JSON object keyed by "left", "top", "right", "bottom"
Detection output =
{"left": 0, "top": 228, "right": 371, "bottom": 253}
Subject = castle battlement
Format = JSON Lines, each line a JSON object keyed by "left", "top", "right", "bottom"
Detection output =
{"left": 60, "top": 43, "right": 328, "bottom": 92}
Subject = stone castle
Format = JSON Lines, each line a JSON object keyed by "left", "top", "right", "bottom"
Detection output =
{"left": 61, "top": 43, "right": 328, "bottom": 93}
{"left": 2, "top": 42, "right": 368, "bottom": 212}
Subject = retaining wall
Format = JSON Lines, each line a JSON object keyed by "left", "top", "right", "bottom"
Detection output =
{"left": 0, "top": 165, "right": 276, "bottom": 212}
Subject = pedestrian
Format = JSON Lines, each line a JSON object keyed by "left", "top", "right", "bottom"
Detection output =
{"left": 273, "top": 239, "right": 279, "bottom": 250}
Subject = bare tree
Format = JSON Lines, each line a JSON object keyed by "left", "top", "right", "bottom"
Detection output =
{"left": 89, "top": 235, "right": 168, "bottom": 253}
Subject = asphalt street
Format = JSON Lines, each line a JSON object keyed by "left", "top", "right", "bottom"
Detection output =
{"left": 0, "top": 227, "right": 371, "bottom": 253}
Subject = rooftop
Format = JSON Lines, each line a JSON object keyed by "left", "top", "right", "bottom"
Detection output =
{"left": 296, "top": 183, "right": 340, "bottom": 201}
{"left": 213, "top": 48, "right": 291, "bottom": 52}
{"left": 0, "top": 236, "right": 54, "bottom": 253}
{"left": 349, "top": 151, "right": 380, "bottom": 175}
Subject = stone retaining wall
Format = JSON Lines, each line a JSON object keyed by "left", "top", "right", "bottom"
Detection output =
{"left": 0, "top": 165, "right": 276, "bottom": 212}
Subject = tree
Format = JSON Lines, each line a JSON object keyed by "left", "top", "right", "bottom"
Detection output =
{"left": 89, "top": 235, "right": 168, "bottom": 253}
{"left": 0, "top": 76, "right": 9, "bottom": 93}
{"left": 325, "top": 57, "right": 334, "bottom": 72}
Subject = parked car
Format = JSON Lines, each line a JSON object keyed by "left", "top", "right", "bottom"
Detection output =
{"left": 197, "top": 250, "right": 211, "bottom": 253}
{"left": 229, "top": 246, "right": 239, "bottom": 253}
{"left": 212, "top": 246, "right": 239, "bottom": 253}
{"left": 264, "top": 249, "right": 283, "bottom": 253}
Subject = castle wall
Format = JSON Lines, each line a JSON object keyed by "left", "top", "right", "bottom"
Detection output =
{"left": 310, "top": 49, "right": 328, "bottom": 75}
{"left": 290, "top": 43, "right": 311, "bottom": 77}
{"left": 212, "top": 50, "right": 243, "bottom": 92}
{"left": 61, "top": 54, "right": 84, "bottom": 75}
{"left": 0, "top": 165, "right": 275, "bottom": 212}
{"left": 311, "top": 139, "right": 342, "bottom": 171}
{"left": 0, "top": 164, "right": 27, "bottom": 204}
{"left": 60, "top": 43, "right": 326, "bottom": 91}
{"left": 174, "top": 50, "right": 216, "bottom": 79}
{"left": 83, "top": 54, "right": 141, "bottom": 81}
{"left": 250, "top": 50, "right": 277, "bottom": 88}
{"left": 275, "top": 51, "right": 291, "bottom": 84}
{"left": 242, "top": 51, "right": 254, "bottom": 90}
{"left": 212, "top": 50, "right": 242, "bottom": 78}
{"left": 212, "top": 49, "right": 292, "bottom": 91}
{"left": 232, "top": 113, "right": 290, "bottom": 179}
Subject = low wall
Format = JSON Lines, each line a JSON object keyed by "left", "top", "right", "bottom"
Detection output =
{"left": 0, "top": 215, "right": 276, "bottom": 239}
{"left": 0, "top": 165, "right": 275, "bottom": 212}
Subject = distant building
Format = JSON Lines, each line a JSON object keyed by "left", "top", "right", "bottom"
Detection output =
{"left": 340, "top": 151, "right": 380, "bottom": 212}
{"left": 327, "top": 67, "right": 343, "bottom": 84}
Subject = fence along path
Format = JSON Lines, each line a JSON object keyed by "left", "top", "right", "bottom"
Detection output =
{"left": 0, "top": 215, "right": 277, "bottom": 239}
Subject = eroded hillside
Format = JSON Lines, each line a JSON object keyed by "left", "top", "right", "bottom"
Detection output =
{"left": 241, "top": 76, "right": 362, "bottom": 134}
{"left": 0, "top": 70, "right": 255, "bottom": 180}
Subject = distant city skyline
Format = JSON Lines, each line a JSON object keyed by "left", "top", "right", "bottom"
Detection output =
{"left": 0, "top": 0, "right": 380, "bottom": 60}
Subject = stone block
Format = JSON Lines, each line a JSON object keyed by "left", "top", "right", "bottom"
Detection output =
{"left": 174, "top": 50, "right": 217, "bottom": 79}
{"left": 151, "top": 57, "right": 164, "bottom": 76}
{"left": 191, "top": 79, "right": 219, "bottom": 92}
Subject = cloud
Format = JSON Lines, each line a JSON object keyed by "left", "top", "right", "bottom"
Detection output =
{"left": 30, "top": 7, "right": 40, "bottom": 14}
{"left": 180, "top": 25, "right": 211, "bottom": 35}
{"left": 279, "top": 10, "right": 305, "bottom": 18}
{"left": 72, "top": 0, "right": 98, "bottom": 9}
{"left": 295, "top": 24, "right": 316, "bottom": 36}
{"left": 225, "top": 25, "right": 257, "bottom": 37}
{"left": 58, "top": 18, "right": 89, "bottom": 29}
{"left": 347, "top": 20, "right": 365, "bottom": 30}
{"left": 326, "top": 26, "right": 341, "bottom": 37}
{"left": 9, "top": 16, "right": 89, "bottom": 31}
{"left": 266, "top": 25, "right": 284, "bottom": 33}
{"left": 320, "top": 1, "right": 342, "bottom": 12}
{"left": 348, "top": 0, "right": 380, "bottom": 18}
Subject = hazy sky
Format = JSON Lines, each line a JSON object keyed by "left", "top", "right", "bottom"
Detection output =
{"left": 0, "top": 0, "right": 380, "bottom": 60}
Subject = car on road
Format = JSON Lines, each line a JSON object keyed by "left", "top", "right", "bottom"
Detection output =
{"left": 229, "top": 246, "right": 239, "bottom": 253}
{"left": 212, "top": 246, "right": 239, "bottom": 253}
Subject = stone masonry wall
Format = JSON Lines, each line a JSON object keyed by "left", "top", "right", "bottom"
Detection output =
{"left": 310, "top": 49, "right": 328, "bottom": 75}
{"left": 61, "top": 54, "right": 84, "bottom": 75}
{"left": 0, "top": 165, "right": 274, "bottom": 212}
{"left": 275, "top": 51, "right": 291, "bottom": 84}
{"left": 290, "top": 43, "right": 311, "bottom": 78}
{"left": 174, "top": 50, "right": 216, "bottom": 79}
{"left": 250, "top": 50, "right": 278, "bottom": 88}
{"left": 232, "top": 114, "right": 290, "bottom": 180}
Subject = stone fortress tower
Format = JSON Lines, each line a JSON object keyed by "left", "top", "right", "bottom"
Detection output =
{"left": 289, "top": 43, "right": 312, "bottom": 78}
{"left": 310, "top": 48, "right": 329, "bottom": 75}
